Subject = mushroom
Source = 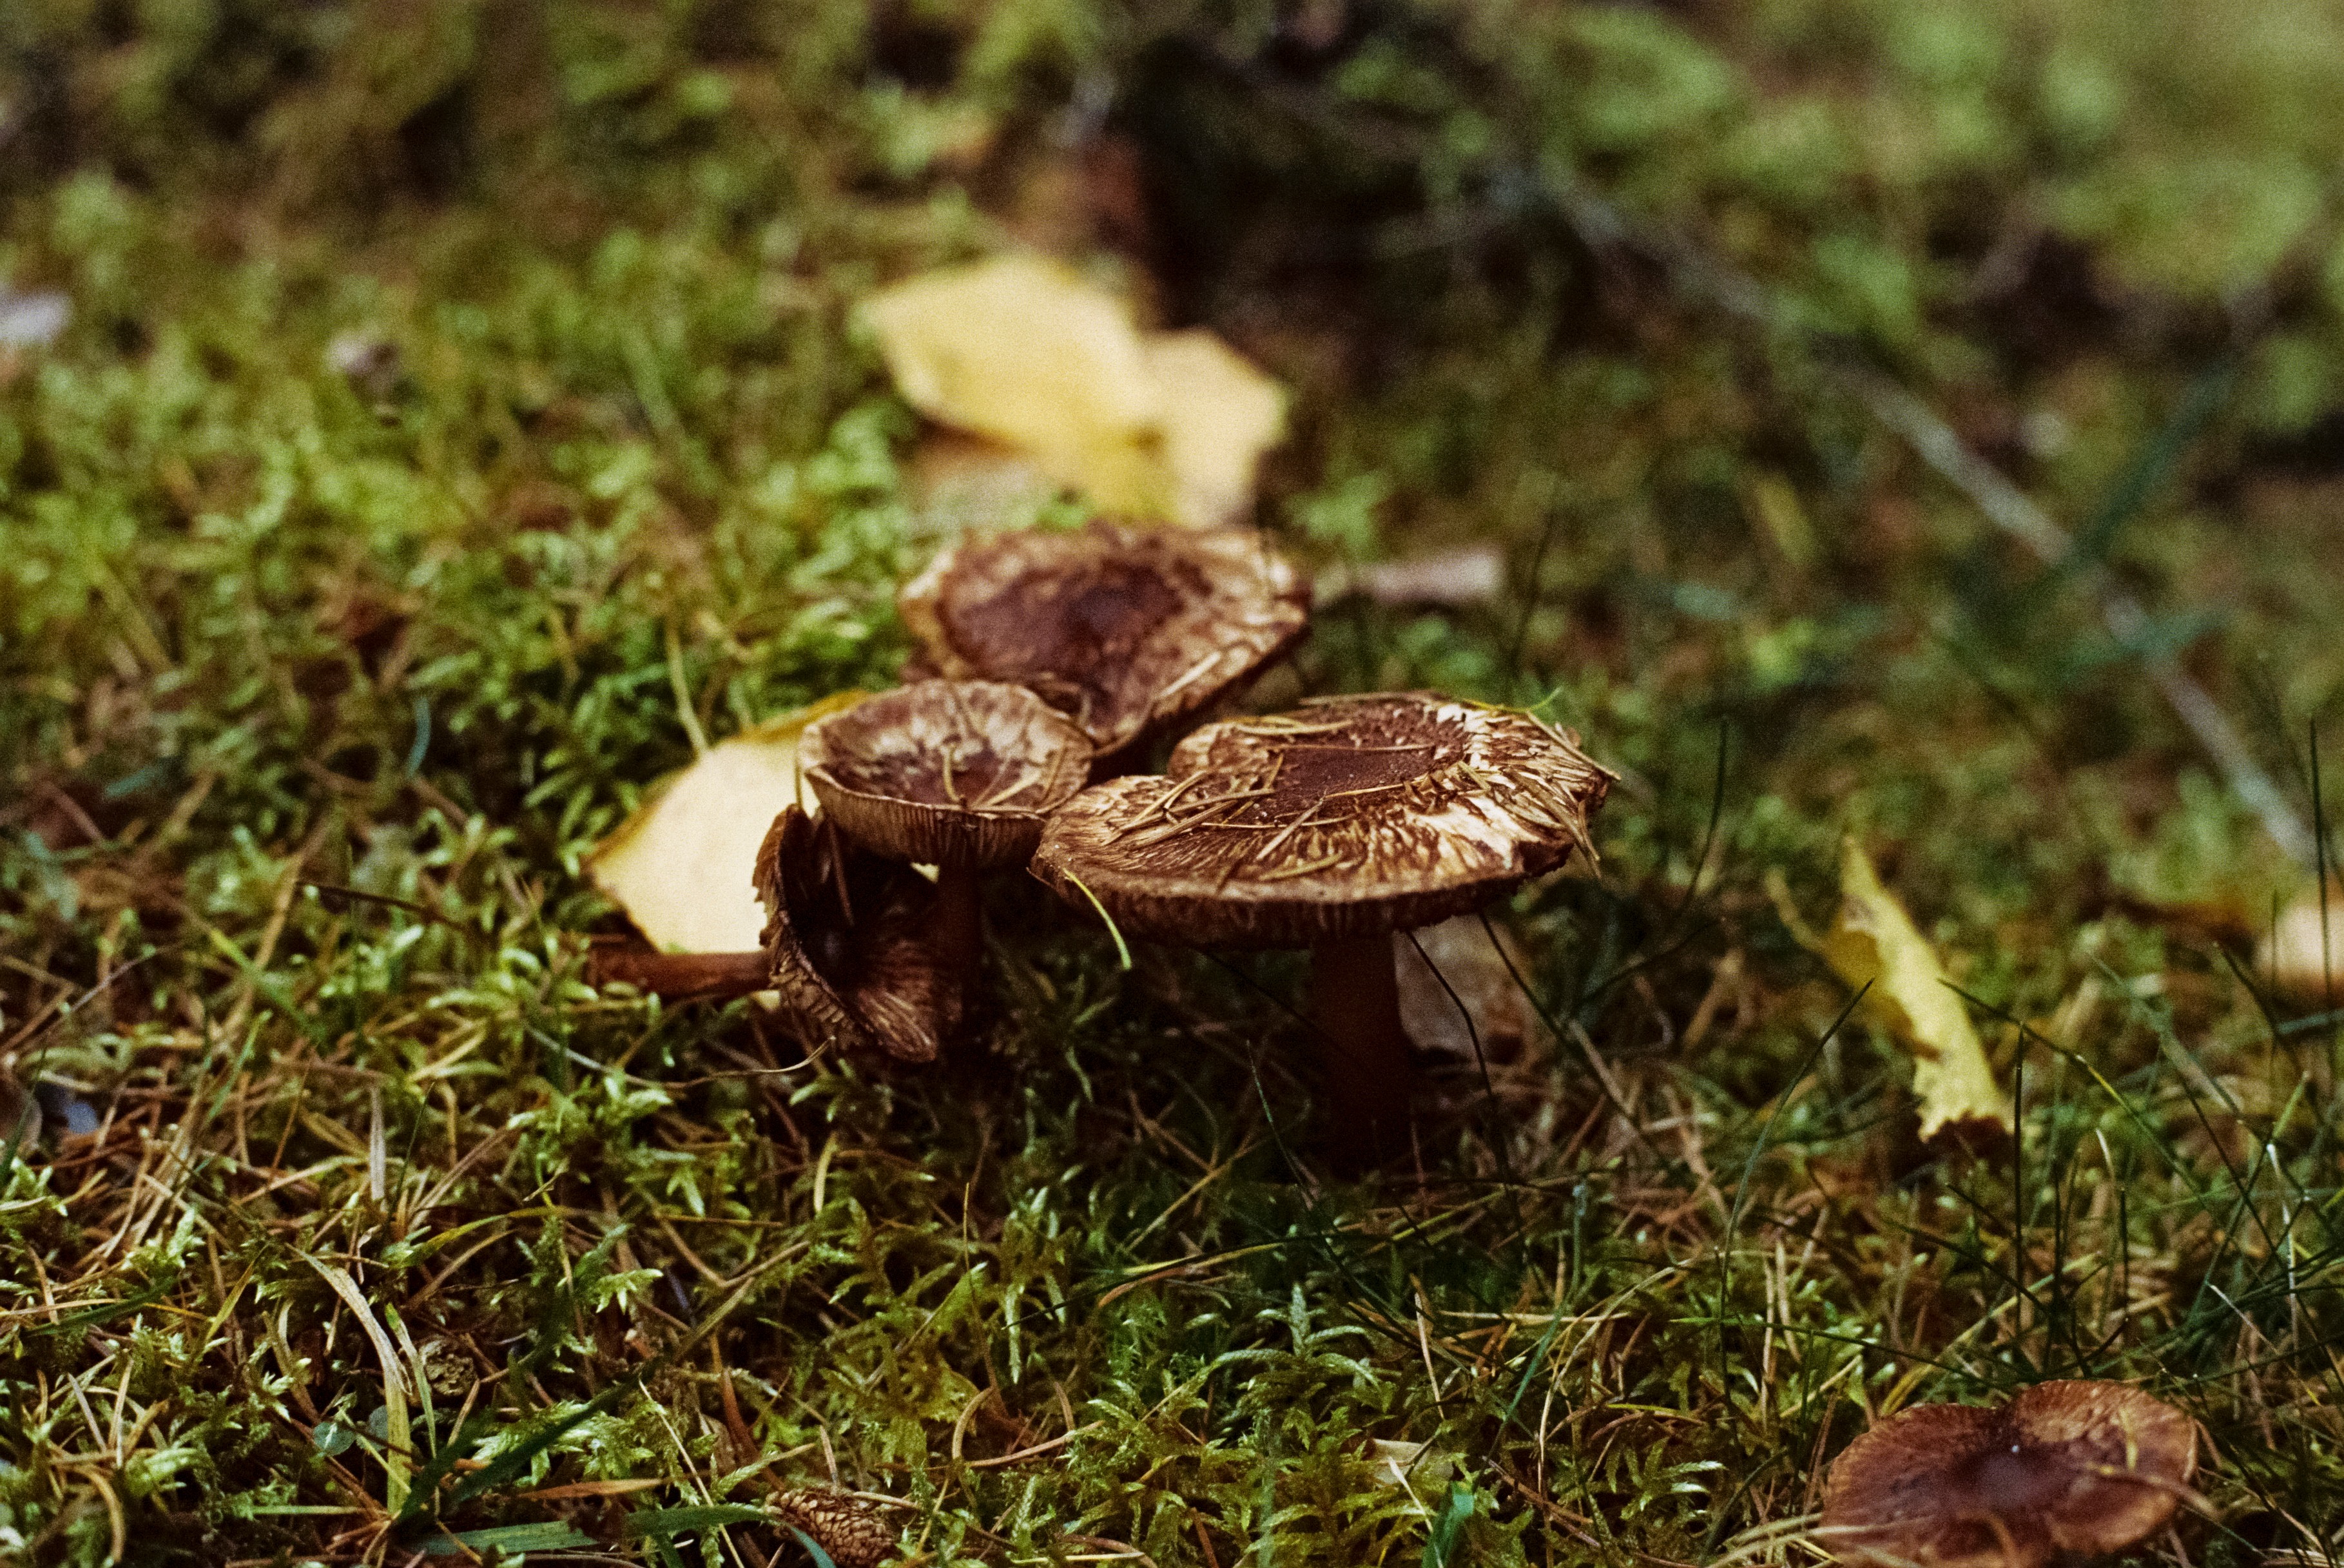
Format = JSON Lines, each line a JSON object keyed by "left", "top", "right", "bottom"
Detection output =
{"left": 898, "top": 520, "right": 1310, "bottom": 762}
{"left": 753, "top": 805, "right": 962, "bottom": 1062}
{"left": 750, "top": 806, "right": 970, "bottom": 1064}
{"left": 799, "top": 681, "right": 1092, "bottom": 983}
{"left": 1821, "top": 1380, "right": 2198, "bottom": 1568}
{"left": 771, "top": 1485, "right": 896, "bottom": 1568}
{"left": 1029, "top": 692, "right": 1612, "bottom": 1165}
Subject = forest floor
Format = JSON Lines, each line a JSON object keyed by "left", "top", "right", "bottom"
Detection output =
{"left": 5, "top": 3, "right": 2344, "bottom": 1565}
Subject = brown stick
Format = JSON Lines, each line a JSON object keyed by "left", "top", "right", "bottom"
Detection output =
{"left": 586, "top": 947, "right": 768, "bottom": 998}
{"left": 1308, "top": 933, "right": 1415, "bottom": 1172}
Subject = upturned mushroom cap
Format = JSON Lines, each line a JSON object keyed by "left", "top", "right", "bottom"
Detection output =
{"left": 898, "top": 520, "right": 1309, "bottom": 756}
{"left": 800, "top": 681, "right": 1091, "bottom": 869}
{"left": 1029, "top": 692, "right": 1613, "bottom": 947}
{"left": 753, "top": 806, "right": 962, "bottom": 1062}
{"left": 1821, "top": 1380, "right": 2198, "bottom": 1568}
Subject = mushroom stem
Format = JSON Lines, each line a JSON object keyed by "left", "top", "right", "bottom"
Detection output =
{"left": 1308, "top": 934, "right": 1416, "bottom": 1168}
{"left": 588, "top": 947, "right": 769, "bottom": 998}
{"left": 935, "top": 864, "right": 985, "bottom": 979}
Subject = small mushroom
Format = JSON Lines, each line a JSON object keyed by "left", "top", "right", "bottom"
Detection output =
{"left": 771, "top": 1484, "right": 895, "bottom": 1568}
{"left": 898, "top": 520, "right": 1310, "bottom": 761}
{"left": 1821, "top": 1380, "right": 2198, "bottom": 1568}
{"left": 1030, "top": 692, "right": 1611, "bottom": 1165}
{"left": 753, "top": 805, "right": 963, "bottom": 1063}
{"left": 799, "top": 681, "right": 1092, "bottom": 982}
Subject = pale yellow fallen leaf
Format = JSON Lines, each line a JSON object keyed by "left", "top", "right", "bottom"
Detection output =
{"left": 587, "top": 694, "right": 862, "bottom": 953}
{"left": 861, "top": 254, "right": 1284, "bottom": 527}
{"left": 2262, "top": 880, "right": 2344, "bottom": 1001}
{"left": 1770, "top": 841, "right": 2013, "bottom": 1139}
{"left": 1144, "top": 329, "right": 1288, "bottom": 527}
{"left": 864, "top": 254, "right": 1157, "bottom": 467}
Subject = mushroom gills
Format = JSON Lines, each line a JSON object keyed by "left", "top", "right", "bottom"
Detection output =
{"left": 755, "top": 806, "right": 965, "bottom": 1063}
{"left": 799, "top": 681, "right": 1095, "bottom": 1029}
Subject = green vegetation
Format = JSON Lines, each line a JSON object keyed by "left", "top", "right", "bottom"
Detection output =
{"left": 5, "top": 1, "right": 2344, "bottom": 1563}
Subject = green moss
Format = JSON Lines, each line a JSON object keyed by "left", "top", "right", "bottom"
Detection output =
{"left": 4, "top": 2, "right": 2344, "bottom": 1565}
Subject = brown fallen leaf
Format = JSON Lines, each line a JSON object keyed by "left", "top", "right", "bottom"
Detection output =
{"left": 586, "top": 694, "right": 862, "bottom": 953}
{"left": 1770, "top": 840, "right": 2013, "bottom": 1140}
{"left": 861, "top": 254, "right": 1284, "bottom": 527}
{"left": 1364, "top": 1437, "right": 1457, "bottom": 1490}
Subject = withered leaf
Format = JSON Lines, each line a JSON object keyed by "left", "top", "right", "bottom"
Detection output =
{"left": 587, "top": 694, "right": 862, "bottom": 953}
{"left": 862, "top": 255, "right": 1284, "bottom": 527}
{"left": 1773, "top": 840, "right": 2013, "bottom": 1140}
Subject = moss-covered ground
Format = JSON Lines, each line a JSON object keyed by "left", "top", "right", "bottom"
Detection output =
{"left": 6, "top": 2, "right": 2344, "bottom": 1563}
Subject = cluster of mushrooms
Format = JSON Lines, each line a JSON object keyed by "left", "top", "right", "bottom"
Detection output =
{"left": 599, "top": 525, "right": 2212, "bottom": 1568}
{"left": 602, "top": 518, "right": 1615, "bottom": 1164}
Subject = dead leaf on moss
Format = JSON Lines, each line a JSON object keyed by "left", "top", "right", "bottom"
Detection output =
{"left": 587, "top": 694, "right": 862, "bottom": 953}
{"left": 1365, "top": 1438, "right": 1456, "bottom": 1489}
{"left": 2262, "top": 880, "right": 2344, "bottom": 1002}
{"left": 1770, "top": 840, "right": 2014, "bottom": 1141}
{"left": 1144, "top": 328, "right": 1288, "bottom": 527}
{"left": 862, "top": 254, "right": 1285, "bottom": 527}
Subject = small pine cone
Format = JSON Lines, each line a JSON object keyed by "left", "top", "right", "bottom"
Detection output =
{"left": 772, "top": 1484, "right": 895, "bottom": 1568}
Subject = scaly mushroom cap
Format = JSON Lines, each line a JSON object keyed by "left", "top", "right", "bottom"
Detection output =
{"left": 753, "top": 807, "right": 963, "bottom": 1062}
{"left": 770, "top": 1485, "right": 895, "bottom": 1568}
{"left": 898, "top": 520, "right": 1309, "bottom": 756}
{"left": 1821, "top": 1380, "right": 2198, "bottom": 1568}
{"left": 800, "top": 681, "right": 1092, "bottom": 869}
{"left": 1030, "top": 692, "right": 1612, "bottom": 947}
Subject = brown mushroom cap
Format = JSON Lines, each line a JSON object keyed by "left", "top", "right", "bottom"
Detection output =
{"left": 800, "top": 681, "right": 1092, "bottom": 869}
{"left": 1821, "top": 1380, "right": 2198, "bottom": 1568}
{"left": 771, "top": 1485, "right": 895, "bottom": 1568}
{"left": 753, "top": 806, "right": 962, "bottom": 1062}
{"left": 898, "top": 519, "right": 1310, "bottom": 756}
{"left": 1029, "top": 692, "right": 1613, "bottom": 947}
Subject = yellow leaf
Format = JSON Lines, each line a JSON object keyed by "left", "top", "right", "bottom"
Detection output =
{"left": 862, "top": 254, "right": 1284, "bottom": 527}
{"left": 1144, "top": 329, "right": 1288, "bottom": 527}
{"left": 1775, "top": 841, "right": 2013, "bottom": 1139}
{"left": 586, "top": 694, "right": 863, "bottom": 953}
{"left": 864, "top": 255, "right": 1157, "bottom": 467}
